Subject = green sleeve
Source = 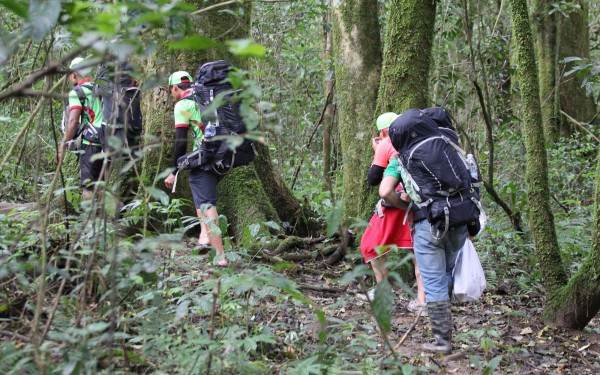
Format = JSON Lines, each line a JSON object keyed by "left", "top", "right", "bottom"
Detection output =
{"left": 383, "top": 157, "right": 400, "bottom": 179}
{"left": 67, "top": 89, "right": 82, "bottom": 109}
{"left": 174, "top": 99, "right": 202, "bottom": 127}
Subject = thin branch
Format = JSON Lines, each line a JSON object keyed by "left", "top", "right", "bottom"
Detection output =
{"left": 0, "top": 42, "right": 94, "bottom": 102}
{"left": 290, "top": 79, "right": 335, "bottom": 190}
{"left": 560, "top": 110, "right": 600, "bottom": 143}
{"left": 191, "top": 0, "right": 240, "bottom": 15}
{"left": 0, "top": 77, "right": 66, "bottom": 172}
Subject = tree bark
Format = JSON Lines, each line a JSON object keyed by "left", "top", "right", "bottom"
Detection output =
{"left": 545, "top": 152, "right": 600, "bottom": 328}
{"left": 531, "top": 0, "right": 597, "bottom": 142}
{"left": 557, "top": 0, "right": 597, "bottom": 133}
{"left": 331, "top": 0, "right": 382, "bottom": 220}
{"left": 509, "top": 0, "right": 568, "bottom": 292}
{"left": 141, "top": 1, "right": 282, "bottom": 243}
{"left": 376, "top": 0, "right": 437, "bottom": 113}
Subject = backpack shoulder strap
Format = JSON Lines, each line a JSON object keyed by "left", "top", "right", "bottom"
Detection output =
{"left": 73, "top": 85, "right": 87, "bottom": 107}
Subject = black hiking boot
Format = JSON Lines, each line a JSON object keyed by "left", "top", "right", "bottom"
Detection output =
{"left": 422, "top": 300, "right": 452, "bottom": 354}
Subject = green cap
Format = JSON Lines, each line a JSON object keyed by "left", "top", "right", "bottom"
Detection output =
{"left": 168, "top": 71, "right": 193, "bottom": 86}
{"left": 376, "top": 112, "right": 398, "bottom": 131}
{"left": 69, "top": 56, "right": 92, "bottom": 76}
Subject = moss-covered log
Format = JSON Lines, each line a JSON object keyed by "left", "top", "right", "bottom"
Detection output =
{"left": 545, "top": 152, "right": 600, "bottom": 328}
{"left": 140, "top": 1, "right": 278, "bottom": 243}
{"left": 376, "top": 0, "right": 436, "bottom": 113}
{"left": 509, "top": 0, "right": 568, "bottom": 291}
{"left": 332, "top": 0, "right": 382, "bottom": 221}
{"left": 531, "top": 0, "right": 597, "bottom": 141}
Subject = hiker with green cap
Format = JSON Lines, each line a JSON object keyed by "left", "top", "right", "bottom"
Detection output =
{"left": 367, "top": 112, "right": 398, "bottom": 185}
{"left": 163, "top": 70, "right": 228, "bottom": 267}
{"left": 59, "top": 56, "right": 104, "bottom": 200}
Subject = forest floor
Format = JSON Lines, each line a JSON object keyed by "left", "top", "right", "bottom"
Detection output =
{"left": 178, "top": 239, "right": 600, "bottom": 374}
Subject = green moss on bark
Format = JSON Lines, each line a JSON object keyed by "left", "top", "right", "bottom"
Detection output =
{"left": 544, "top": 152, "right": 600, "bottom": 328}
{"left": 376, "top": 0, "right": 436, "bottom": 113}
{"left": 532, "top": 0, "right": 597, "bottom": 141}
{"left": 332, "top": 0, "right": 382, "bottom": 221}
{"left": 510, "top": 0, "right": 568, "bottom": 292}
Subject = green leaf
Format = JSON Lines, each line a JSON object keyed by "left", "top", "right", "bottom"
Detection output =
{"left": 326, "top": 201, "right": 343, "bottom": 237}
{"left": 169, "top": 35, "right": 217, "bottom": 51}
{"left": 0, "top": 0, "right": 28, "bottom": 18}
{"left": 148, "top": 187, "right": 170, "bottom": 206}
{"left": 27, "top": 0, "right": 61, "bottom": 40}
{"left": 227, "top": 39, "right": 266, "bottom": 58}
{"left": 86, "top": 322, "right": 110, "bottom": 333}
{"left": 372, "top": 280, "right": 393, "bottom": 333}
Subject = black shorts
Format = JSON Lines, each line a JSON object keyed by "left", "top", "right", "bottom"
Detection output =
{"left": 189, "top": 168, "right": 221, "bottom": 209}
{"left": 80, "top": 144, "right": 104, "bottom": 189}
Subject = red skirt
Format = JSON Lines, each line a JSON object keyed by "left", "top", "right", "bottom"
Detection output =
{"left": 359, "top": 207, "right": 413, "bottom": 263}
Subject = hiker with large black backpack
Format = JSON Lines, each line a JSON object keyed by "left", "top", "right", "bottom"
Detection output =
{"left": 59, "top": 57, "right": 105, "bottom": 201}
{"left": 162, "top": 70, "right": 226, "bottom": 267}
{"left": 387, "top": 108, "right": 482, "bottom": 354}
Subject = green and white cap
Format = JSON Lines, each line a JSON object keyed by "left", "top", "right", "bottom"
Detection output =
{"left": 69, "top": 56, "right": 92, "bottom": 76}
{"left": 168, "top": 71, "right": 193, "bottom": 86}
{"left": 376, "top": 112, "right": 398, "bottom": 131}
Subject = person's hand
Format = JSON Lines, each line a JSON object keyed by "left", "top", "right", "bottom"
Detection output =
{"left": 375, "top": 199, "right": 385, "bottom": 218}
{"left": 164, "top": 173, "right": 176, "bottom": 190}
{"left": 56, "top": 143, "right": 66, "bottom": 164}
{"left": 371, "top": 137, "right": 381, "bottom": 151}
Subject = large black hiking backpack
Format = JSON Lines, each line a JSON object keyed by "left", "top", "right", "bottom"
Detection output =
{"left": 389, "top": 108, "right": 482, "bottom": 239}
{"left": 191, "top": 60, "right": 255, "bottom": 175}
{"left": 96, "top": 63, "right": 143, "bottom": 151}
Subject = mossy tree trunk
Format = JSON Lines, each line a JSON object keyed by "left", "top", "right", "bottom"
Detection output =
{"left": 509, "top": 0, "right": 568, "bottom": 292}
{"left": 531, "top": 0, "right": 597, "bottom": 142}
{"left": 332, "top": 0, "right": 382, "bottom": 221}
{"left": 376, "top": 0, "right": 436, "bottom": 113}
{"left": 557, "top": 0, "right": 597, "bottom": 134}
{"left": 141, "top": 1, "right": 284, "bottom": 243}
{"left": 511, "top": 0, "right": 600, "bottom": 328}
{"left": 545, "top": 152, "right": 600, "bottom": 328}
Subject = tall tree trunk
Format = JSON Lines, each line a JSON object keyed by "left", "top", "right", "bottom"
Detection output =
{"left": 509, "top": 0, "right": 568, "bottom": 292}
{"left": 141, "top": 1, "right": 282, "bottom": 243}
{"left": 332, "top": 0, "right": 382, "bottom": 220}
{"left": 322, "top": 1, "right": 335, "bottom": 195}
{"left": 376, "top": 0, "right": 437, "bottom": 113}
{"left": 557, "top": 0, "right": 597, "bottom": 133}
{"left": 532, "top": 0, "right": 597, "bottom": 141}
{"left": 545, "top": 152, "right": 600, "bottom": 328}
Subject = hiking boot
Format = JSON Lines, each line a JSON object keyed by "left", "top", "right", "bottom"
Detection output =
{"left": 407, "top": 299, "right": 428, "bottom": 317}
{"left": 422, "top": 300, "right": 452, "bottom": 354}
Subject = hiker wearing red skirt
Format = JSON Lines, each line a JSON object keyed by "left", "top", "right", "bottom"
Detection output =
{"left": 359, "top": 113, "right": 426, "bottom": 315}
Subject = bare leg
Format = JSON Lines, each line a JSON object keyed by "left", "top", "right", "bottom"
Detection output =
{"left": 198, "top": 222, "right": 210, "bottom": 245}
{"left": 196, "top": 206, "right": 226, "bottom": 265}
{"left": 414, "top": 260, "right": 426, "bottom": 304}
{"left": 370, "top": 254, "right": 388, "bottom": 283}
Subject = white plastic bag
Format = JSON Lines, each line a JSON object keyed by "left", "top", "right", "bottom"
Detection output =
{"left": 452, "top": 239, "right": 486, "bottom": 302}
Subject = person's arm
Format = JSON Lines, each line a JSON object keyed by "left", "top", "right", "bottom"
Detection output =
{"left": 378, "top": 175, "right": 408, "bottom": 209}
{"left": 165, "top": 101, "right": 190, "bottom": 189}
{"left": 367, "top": 165, "right": 385, "bottom": 186}
{"left": 58, "top": 91, "right": 83, "bottom": 163}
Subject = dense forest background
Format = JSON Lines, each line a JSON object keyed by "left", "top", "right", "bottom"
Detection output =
{"left": 0, "top": 0, "right": 599, "bottom": 373}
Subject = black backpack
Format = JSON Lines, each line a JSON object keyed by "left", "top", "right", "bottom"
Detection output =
{"left": 191, "top": 60, "right": 255, "bottom": 174}
{"left": 389, "top": 108, "right": 481, "bottom": 239}
{"left": 96, "top": 63, "right": 143, "bottom": 151}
